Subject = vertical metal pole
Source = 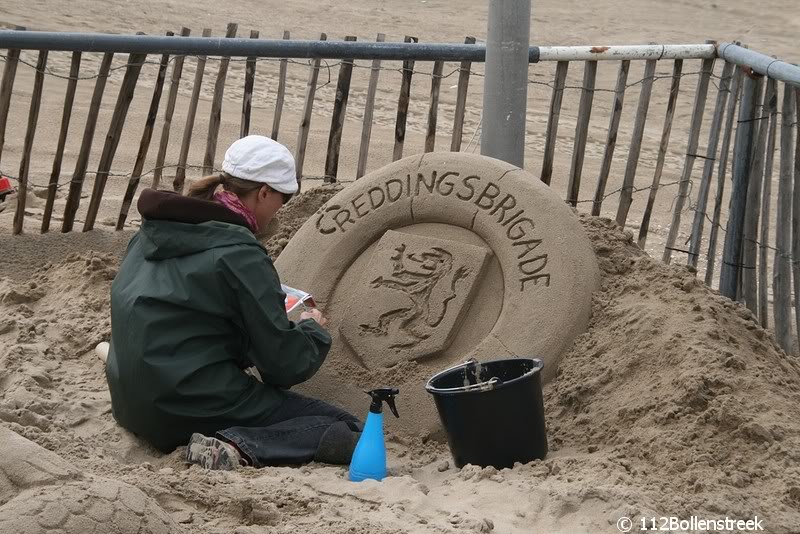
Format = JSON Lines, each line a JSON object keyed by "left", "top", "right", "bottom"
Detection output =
{"left": 481, "top": 0, "right": 531, "bottom": 167}
{"left": 719, "top": 69, "right": 759, "bottom": 299}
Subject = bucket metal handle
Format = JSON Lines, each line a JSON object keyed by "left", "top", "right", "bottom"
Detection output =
{"left": 436, "top": 357, "right": 478, "bottom": 376}
{"left": 427, "top": 377, "right": 501, "bottom": 394}
{"left": 426, "top": 357, "right": 502, "bottom": 393}
{"left": 462, "top": 376, "right": 501, "bottom": 392}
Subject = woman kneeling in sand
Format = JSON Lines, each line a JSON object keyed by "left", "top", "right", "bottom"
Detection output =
{"left": 103, "top": 135, "right": 361, "bottom": 470}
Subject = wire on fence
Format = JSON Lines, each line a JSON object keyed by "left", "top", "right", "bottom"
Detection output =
{"left": 3, "top": 49, "right": 730, "bottom": 93}
{"left": 3, "top": 44, "right": 799, "bottom": 269}
{"left": 0, "top": 164, "right": 222, "bottom": 192}
{"left": 1, "top": 50, "right": 465, "bottom": 82}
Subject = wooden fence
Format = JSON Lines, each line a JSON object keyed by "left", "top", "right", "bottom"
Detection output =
{"left": 0, "top": 28, "right": 799, "bottom": 351}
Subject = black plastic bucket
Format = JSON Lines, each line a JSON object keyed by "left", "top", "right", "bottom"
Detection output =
{"left": 425, "top": 358, "right": 547, "bottom": 469}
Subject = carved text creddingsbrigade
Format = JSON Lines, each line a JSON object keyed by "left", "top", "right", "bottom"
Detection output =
{"left": 314, "top": 170, "right": 550, "bottom": 290}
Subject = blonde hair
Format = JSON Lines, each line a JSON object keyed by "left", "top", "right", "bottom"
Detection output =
{"left": 187, "top": 172, "right": 264, "bottom": 201}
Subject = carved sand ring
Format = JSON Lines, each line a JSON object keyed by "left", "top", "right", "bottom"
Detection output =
{"left": 276, "top": 153, "right": 600, "bottom": 435}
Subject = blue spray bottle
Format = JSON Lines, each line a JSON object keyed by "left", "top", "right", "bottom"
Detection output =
{"left": 348, "top": 388, "right": 400, "bottom": 482}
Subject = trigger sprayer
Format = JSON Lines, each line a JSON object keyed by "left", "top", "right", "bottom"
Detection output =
{"left": 348, "top": 388, "right": 400, "bottom": 482}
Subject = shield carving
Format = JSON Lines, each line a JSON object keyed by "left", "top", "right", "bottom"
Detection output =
{"left": 339, "top": 230, "right": 491, "bottom": 369}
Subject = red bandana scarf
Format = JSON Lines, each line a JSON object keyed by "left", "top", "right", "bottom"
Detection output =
{"left": 214, "top": 190, "right": 259, "bottom": 232}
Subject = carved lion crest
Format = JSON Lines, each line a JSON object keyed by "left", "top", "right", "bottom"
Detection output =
{"left": 340, "top": 230, "right": 491, "bottom": 369}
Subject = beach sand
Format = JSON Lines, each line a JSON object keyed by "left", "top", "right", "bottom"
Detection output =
{"left": 1, "top": 2, "right": 800, "bottom": 533}
{"left": 2, "top": 187, "right": 800, "bottom": 533}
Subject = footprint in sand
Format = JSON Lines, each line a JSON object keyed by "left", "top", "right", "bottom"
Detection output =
{"left": 0, "top": 426, "right": 177, "bottom": 534}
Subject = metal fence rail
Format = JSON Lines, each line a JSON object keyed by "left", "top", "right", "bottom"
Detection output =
{"left": 718, "top": 42, "right": 800, "bottom": 87}
{"left": 538, "top": 44, "right": 715, "bottom": 62}
{"left": 0, "top": 31, "right": 525, "bottom": 61}
{"left": 0, "top": 30, "right": 719, "bottom": 62}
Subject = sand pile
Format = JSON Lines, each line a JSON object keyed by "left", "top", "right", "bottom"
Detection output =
{"left": 547, "top": 216, "right": 800, "bottom": 528}
{"left": 1, "top": 194, "right": 799, "bottom": 532}
{"left": 260, "top": 183, "right": 343, "bottom": 257}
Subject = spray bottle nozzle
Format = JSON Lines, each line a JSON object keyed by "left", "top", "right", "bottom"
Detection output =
{"left": 366, "top": 388, "right": 400, "bottom": 418}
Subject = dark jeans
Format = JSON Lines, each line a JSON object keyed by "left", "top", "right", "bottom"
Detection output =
{"left": 217, "top": 391, "right": 361, "bottom": 467}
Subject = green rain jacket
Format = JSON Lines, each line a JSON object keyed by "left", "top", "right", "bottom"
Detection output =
{"left": 106, "top": 189, "right": 331, "bottom": 452}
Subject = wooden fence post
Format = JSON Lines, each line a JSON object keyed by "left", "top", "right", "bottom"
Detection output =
{"left": 153, "top": 26, "right": 191, "bottom": 189}
{"left": 117, "top": 34, "right": 173, "bottom": 230}
{"left": 758, "top": 78, "right": 778, "bottom": 327}
{"left": 356, "top": 33, "right": 386, "bottom": 178}
{"left": 12, "top": 50, "right": 48, "bottom": 235}
{"left": 174, "top": 27, "right": 212, "bottom": 193}
{"left": 540, "top": 61, "right": 569, "bottom": 185}
{"left": 0, "top": 46, "right": 21, "bottom": 169}
{"left": 295, "top": 33, "right": 328, "bottom": 190}
{"left": 662, "top": 52, "right": 716, "bottom": 262}
{"left": 450, "top": 36, "right": 477, "bottom": 152}
{"left": 686, "top": 61, "right": 736, "bottom": 267}
{"left": 705, "top": 68, "right": 743, "bottom": 285}
{"left": 638, "top": 59, "right": 683, "bottom": 248}
{"left": 41, "top": 51, "right": 81, "bottom": 233}
{"left": 62, "top": 52, "right": 114, "bottom": 232}
{"left": 203, "top": 22, "right": 238, "bottom": 175}
{"left": 741, "top": 76, "right": 767, "bottom": 312}
{"left": 83, "top": 52, "right": 148, "bottom": 231}
{"left": 615, "top": 59, "right": 657, "bottom": 226}
{"left": 719, "top": 69, "right": 759, "bottom": 298}
{"left": 792, "top": 87, "right": 800, "bottom": 346}
{"left": 592, "top": 60, "right": 630, "bottom": 215}
{"left": 773, "top": 83, "right": 796, "bottom": 352}
{"left": 270, "top": 30, "right": 290, "bottom": 140}
{"left": 425, "top": 60, "right": 445, "bottom": 153}
{"left": 324, "top": 35, "right": 357, "bottom": 182}
{"left": 240, "top": 29, "right": 260, "bottom": 139}
{"left": 0, "top": 26, "right": 25, "bottom": 168}
{"left": 566, "top": 60, "right": 597, "bottom": 206}
{"left": 393, "top": 36, "right": 418, "bottom": 161}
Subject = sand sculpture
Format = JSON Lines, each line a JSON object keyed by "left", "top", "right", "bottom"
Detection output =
{"left": 0, "top": 426, "right": 176, "bottom": 534}
{"left": 276, "top": 153, "right": 600, "bottom": 434}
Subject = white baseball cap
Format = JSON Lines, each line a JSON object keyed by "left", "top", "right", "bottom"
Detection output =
{"left": 222, "top": 135, "right": 299, "bottom": 194}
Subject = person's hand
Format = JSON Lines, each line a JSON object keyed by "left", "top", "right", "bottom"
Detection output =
{"left": 300, "top": 308, "right": 328, "bottom": 327}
